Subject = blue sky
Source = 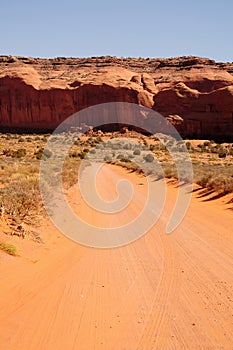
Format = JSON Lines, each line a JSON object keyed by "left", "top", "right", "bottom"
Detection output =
{"left": 1, "top": 0, "right": 232, "bottom": 61}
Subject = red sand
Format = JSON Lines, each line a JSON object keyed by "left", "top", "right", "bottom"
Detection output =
{"left": 0, "top": 164, "right": 232, "bottom": 349}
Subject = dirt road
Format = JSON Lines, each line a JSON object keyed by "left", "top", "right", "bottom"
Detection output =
{"left": 0, "top": 164, "right": 232, "bottom": 349}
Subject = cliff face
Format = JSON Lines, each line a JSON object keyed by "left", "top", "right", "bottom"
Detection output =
{"left": 0, "top": 55, "right": 233, "bottom": 139}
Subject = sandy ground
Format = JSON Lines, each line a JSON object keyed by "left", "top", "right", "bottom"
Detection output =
{"left": 0, "top": 164, "right": 232, "bottom": 350}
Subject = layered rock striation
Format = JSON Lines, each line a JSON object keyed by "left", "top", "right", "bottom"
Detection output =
{"left": 0, "top": 55, "right": 232, "bottom": 139}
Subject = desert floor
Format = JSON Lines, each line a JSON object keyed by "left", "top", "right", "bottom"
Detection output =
{"left": 0, "top": 164, "right": 232, "bottom": 349}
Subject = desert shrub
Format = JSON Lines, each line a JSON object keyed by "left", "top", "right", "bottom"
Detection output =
{"left": 34, "top": 148, "right": 52, "bottom": 160}
{"left": 198, "top": 144, "right": 208, "bottom": 152}
{"left": 0, "top": 159, "right": 39, "bottom": 185}
{"left": 117, "top": 161, "right": 140, "bottom": 173}
{"left": 111, "top": 143, "right": 119, "bottom": 150}
{"left": 15, "top": 148, "right": 27, "bottom": 158}
{"left": 194, "top": 164, "right": 233, "bottom": 194}
{"left": 111, "top": 143, "right": 120, "bottom": 150}
{"left": 2, "top": 148, "right": 26, "bottom": 158}
{"left": 117, "top": 154, "right": 125, "bottom": 160}
{"left": 133, "top": 149, "right": 141, "bottom": 156}
{"left": 62, "top": 158, "right": 81, "bottom": 188}
{"left": 207, "top": 175, "right": 233, "bottom": 194}
{"left": 218, "top": 149, "right": 227, "bottom": 158}
{"left": 78, "top": 151, "right": 87, "bottom": 159}
{"left": 2, "top": 148, "right": 12, "bottom": 156}
{"left": 163, "top": 165, "right": 177, "bottom": 179}
{"left": 116, "top": 153, "right": 131, "bottom": 162}
{"left": 195, "top": 173, "right": 211, "bottom": 188}
{"left": 149, "top": 144, "right": 157, "bottom": 151}
{"left": 144, "top": 153, "right": 154, "bottom": 163}
{"left": 96, "top": 136, "right": 103, "bottom": 143}
{"left": 120, "top": 157, "right": 131, "bottom": 163}
{"left": 74, "top": 139, "right": 81, "bottom": 146}
{"left": 34, "top": 148, "right": 43, "bottom": 160}
{"left": 37, "top": 151, "right": 44, "bottom": 160}
{"left": 0, "top": 178, "right": 42, "bottom": 224}
{"left": 104, "top": 155, "right": 112, "bottom": 162}
{"left": 0, "top": 241, "right": 17, "bottom": 256}
{"left": 210, "top": 146, "right": 218, "bottom": 154}
{"left": 69, "top": 151, "right": 79, "bottom": 158}
{"left": 167, "top": 140, "right": 175, "bottom": 148}
{"left": 106, "top": 141, "right": 113, "bottom": 149}
{"left": 123, "top": 143, "right": 132, "bottom": 150}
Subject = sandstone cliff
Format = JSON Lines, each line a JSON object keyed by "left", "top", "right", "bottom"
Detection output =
{"left": 0, "top": 55, "right": 232, "bottom": 140}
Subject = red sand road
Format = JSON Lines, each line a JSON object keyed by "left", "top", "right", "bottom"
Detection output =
{"left": 0, "top": 164, "right": 232, "bottom": 349}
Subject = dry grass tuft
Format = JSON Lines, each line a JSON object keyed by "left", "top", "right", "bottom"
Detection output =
{"left": 0, "top": 241, "right": 17, "bottom": 256}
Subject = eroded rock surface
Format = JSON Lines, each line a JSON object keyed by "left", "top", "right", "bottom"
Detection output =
{"left": 0, "top": 55, "right": 232, "bottom": 139}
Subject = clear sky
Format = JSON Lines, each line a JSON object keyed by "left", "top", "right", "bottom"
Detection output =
{"left": 1, "top": 0, "right": 232, "bottom": 61}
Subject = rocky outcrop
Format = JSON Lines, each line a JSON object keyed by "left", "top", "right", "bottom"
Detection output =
{"left": 0, "top": 55, "right": 232, "bottom": 140}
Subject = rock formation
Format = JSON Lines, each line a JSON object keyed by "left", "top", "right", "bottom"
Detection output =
{"left": 0, "top": 55, "right": 232, "bottom": 140}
